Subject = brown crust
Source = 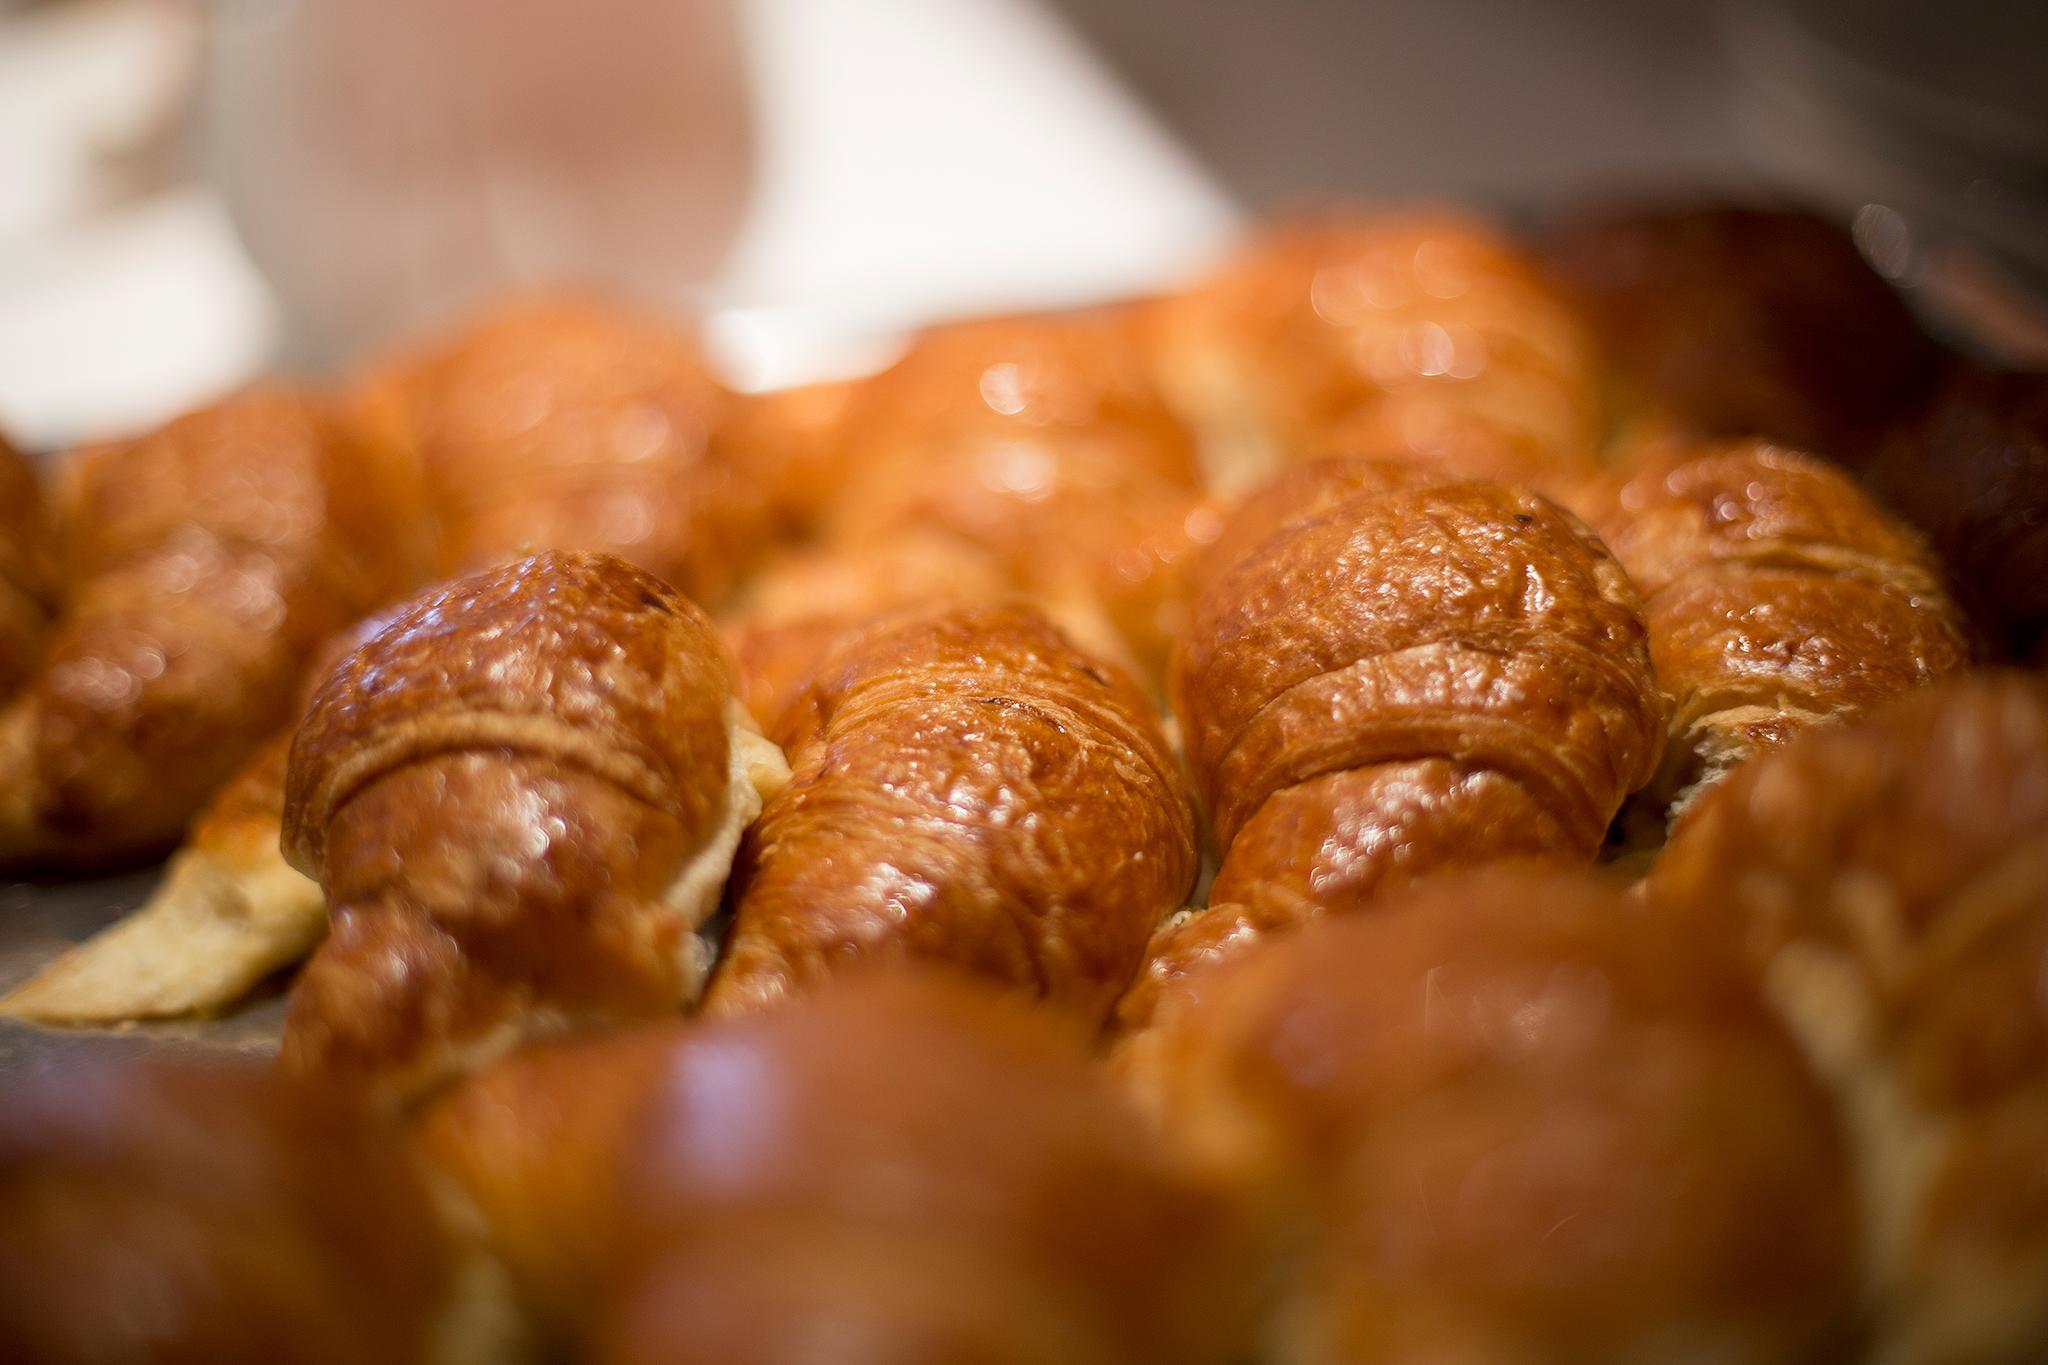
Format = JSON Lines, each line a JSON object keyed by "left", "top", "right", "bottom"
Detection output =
{"left": 706, "top": 602, "right": 1197, "bottom": 1023}
{"left": 0, "top": 432, "right": 56, "bottom": 700}
{"left": 1649, "top": 673, "right": 2048, "bottom": 1363}
{"left": 0, "top": 387, "right": 429, "bottom": 867}
{"left": 1129, "top": 869, "right": 1855, "bottom": 1364}
{"left": 363, "top": 293, "right": 763, "bottom": 606}
{"left": 1579, "top": 439, "right": 1968, "bottom": 808}
{"left": 1144, "top": 211, "right": 1603, "bottom": 489}
{"left": 280, "top": 552, "right": 742, "bottom": 1101}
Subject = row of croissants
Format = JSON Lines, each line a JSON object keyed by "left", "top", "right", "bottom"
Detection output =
{"left": 1, "top": 200, "right": 2045, "bottom": 1365}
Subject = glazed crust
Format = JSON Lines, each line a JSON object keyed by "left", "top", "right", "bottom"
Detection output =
{"left": 1578, "top": 439, "right": 1967, "bottom": 810}
{"left": 0, "top": 1057, "right": 454, "bottom": 1365}
{"left": 1132, "top": 871, "right": 1856, "bottom": 1365}
{"left": 1175, "top": 479, "right": 1661, "bottom": 852}
{"left": 599, "top": 972, "right": 1256, "bottom": 1365}
{"left": 1650, "top": 674, "right": 2048, "bottom": 1365}
{"left": 706, "top": 602, "right": 1197, "bottom": 1023}
{"left": 1144, "top": 211, "right": 1604, "bottom": 491}
{"left": 0, "top": 387, "right": 429, "bottom": 868}
{"left": 363, "top": 293, "right": 764, "bottom": 607}
{"left": 280, "top": 551, "right": 754, "bottom": 1101}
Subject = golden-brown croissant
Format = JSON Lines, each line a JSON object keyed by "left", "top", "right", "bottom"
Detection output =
{"left": 1143, "top": 210, "right": 1606, "bottom": 492}
{"left": 1540, "top": 202, "right": 1939, "bottom": 460}
{"left": 0, "top": 1054, "right": 467, "bottom": 1365}
{"left": 0, "top": 430, "right": 57, "bottom": 699}
{"left": 1575, "top": 438, "right": 1968, "bottom": 814}
{"left": 709, "top": 377, "right": 863, "bottom": 542}
{"left": 705, "top": 602, "right": 1197, "bottom": 1022}
{"left": 1132, "top": 869, "right": 1857, "bottom": 1365}
{"left": 807, "top": 309, "right": 1208, "bottom": 691}
{"left": 0, "top": 387, "right": 430, "bottom": 869}
{"left": 1122, "top": 472, "right": 1665, "bottom": 1028}
{"left": 1650, "top": 673, "right": 2048, "bottom": 1365}
{"left": 279, "top": 551, "right": 787, "bottom": 1102}
{"left": 360, "top": 293, "right": 768, "bottom": 608}
{"left": 428, "top": 971, "right": 1249, "bottom": 1365}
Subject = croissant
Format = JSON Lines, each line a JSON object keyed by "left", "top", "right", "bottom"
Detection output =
{"left": 279, "top": 551, "right": 787, "bottom": 1101}
{"left": 808, "top": 309, "right": 1208, "bottom": 690}
{"left": 1143, "top": 210, "right": 1606, "bottom": 493}
{"left": 1121, "top": 472, "right": 1665, "bottom": 1029}
{"left": 709, "top": 377, "right": 863, "bottom": 542}
{"left": 1574, "top": 438, "right": 1968, "bottom": 814}
{"left": 1650, "top": 673, "right": 2048, "bottom": 1365}
{"left": 360, "top": 293, "right": 768, "bottom": 607}
{"left": 0, "top": 430, "right": 57, "bottom": 699}
{"left": 0, "top": 387, "right": 429, "bottom": 869}
{"left": 1132, "top": 869, "right": 1856, "bottom": 1365}
{"left": 705, "top": 601, "right": 1197, "bottom": 1022}
{"left": 419, "top": 970, "right": 1253, "bottom": 1364}
{"left": 1, "top": 602, "right": 416, "bottom": 1024}
{"left": 1865, "top": 367, "right": 2048, "bottom": 663}
{"left": 0, "top": 1053, "right": 466, "bottom": 1365}
{"left": 1540, "top": 202, "right": 1939, "bottom": 458}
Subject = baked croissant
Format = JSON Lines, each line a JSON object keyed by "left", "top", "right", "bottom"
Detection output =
{"left": 804, "top": 309, "right": 1209, "bottom": 690}
{"left": 1575, "top": 438, "right": 1968, "bottom": 814}
{"left": 1541, "top": 202, "right": 1939, "bottom": 459}
{"left": 705, "top": 602, "right": 1197, "bottom": 1022}
{"left": 2, "top": 604, "right": 413, "bottom": 1024}
{"left": 0, "top": 387, "right": 430, "bottom": 869}
{"left": 1143, "top": 210, "right": 1606, "bottom": 493}
{"left": 0, "top": 430, "right": 57, "bottom": 699}
{"left": 279, "top": 551, "right": 787, "bottom": 1102}
{"left": 1650, "top": 673, "right": 2048, "bottom": 1365}
{"left": 1121, "top": 472, "right": 1665, "bottom": 1029}
{"left": 419, "top": 971, "right": 1253, "bottom": 1365}
{"left": 360, "top": 293, "right": 767, "bottom": 608}
{"left": 0, "top": 1054, "right": 467, "bottom": 1365}
{"left": 1132, "top": 869, "right": 1856, "bottom": 1365}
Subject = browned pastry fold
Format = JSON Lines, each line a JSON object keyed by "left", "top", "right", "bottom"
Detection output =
{"left": 360, "top": 293, "right": 767, "bottom": 608}
{"left": 1122, "top": 474, "right": 1664, "bottom": 1029}
{"left": 0, "top": 1055, "right": 466, "bottom": 1365}
{"left": 1143, "top": 210, "right": 1606, "bottom": 493}
{"left": 705, "top": 602, "right": 1197, "bottom": 1022}
{"left": 1541, "top": 203, "right": 1939, "bottom": 459}
{"left": 279, "top": 551, "right": 786, "bottom": 1103}
{"left": 1650, "top": 673, "right": 2048, "bottom": 1365}
{"left": 418, "top": 971, "right": 1253, "bottom": 1364}
{"left": 1129, "top": 870, "right": 1857, "bottom": 1365}
{"left": 0, "top": 387, "right": 430, "bottom": 869}
{"left": 1577, "top": 438, "right": 1968, "bottom": 814}
{"left": 0, "top": 430, "right": 57, "bottom": 699}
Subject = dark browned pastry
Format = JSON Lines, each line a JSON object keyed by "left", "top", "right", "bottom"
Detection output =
{"left": 594, "top": 971, "right": 1256, "bottom": 1365}
{"left": 0, "top": 387, "right": 430, "bottom": 869}
{"left": 0, "top": 1055, "right": 462, "bottom": 1365}
{"left": 360, "top": 293, "right": 768, "bottom": 607}
{"left": 1144, "top": 210, "right": 1606, "bottom": 492}
{"left": 705, "top": 602, "right": 1197, "bottom": 1023}
{"left": 1122, "top": 474, "right": 1664, "bottom": 1029}
{"left": 1865, "top": 366, "right": 2048, "bottom": 662}
{"left": 279, "top": 551, "right": 786, "bottom": 1102}
{"left": 1130, "top": 869, "right": 1857, "bottom": 1365}
{"left": 1650, "top": 673, "right": 2048, "bottom": 1365}
{"left": 0, "top": 429, "right": 57, "bottom": 699}
{"left": 1577, "top": 438, "right": 1968, "bottom": 813}
{"left": 1542, "top": 202, "right": 1940, "bottom": 457}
